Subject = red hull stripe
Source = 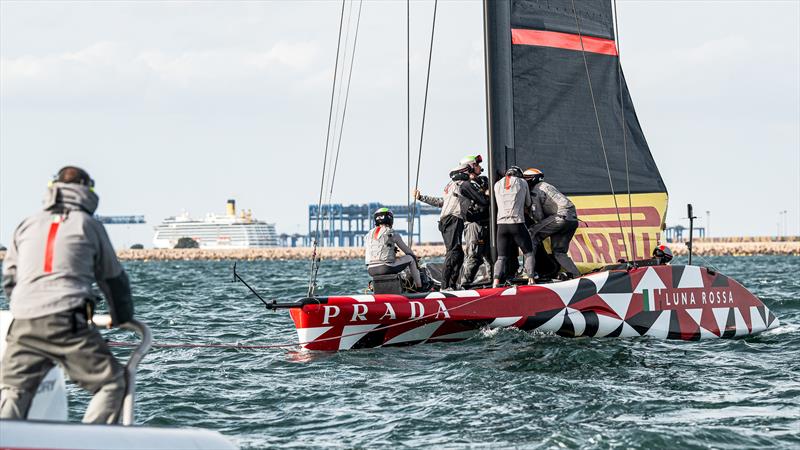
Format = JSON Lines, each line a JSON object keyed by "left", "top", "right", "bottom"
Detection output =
{"left": 44, "top": 221, "right": 60, "bottom": 273}
{"left": 511, "top": 28, "right": 618, "bottom": 56}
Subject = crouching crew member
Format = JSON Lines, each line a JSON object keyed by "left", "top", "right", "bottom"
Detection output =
{"left": 1, "top": 166, "right": 134, "bottom": 423}
{"left": 493, "top": 166, "right": 536, "bottom": 287}
{"left": 523, "top": 168, "right": 581, "bottom": 279}
{"left": 364, "top": 208, "right": 422, "bottom": 290}
{"left": 415, "top": 164, "right": 488, "bottom": 290}
{"left": 459, "top": 155, "right": 492, "bottom": 286}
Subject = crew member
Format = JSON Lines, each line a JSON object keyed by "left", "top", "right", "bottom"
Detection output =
{"left": 1, "top": 167, "right": 134, "bottom": 423}
{"left": 364, "top": 208, "right": 422, "bottom": 290}
{"left": 493, "top": 166, "right": 535, "bottom": 287}
{"left": 523, "top": 168, "right": 581, "bottom": 279}
{"left": 414, "top": 163, "right": 488, "bottom": 290}
{"left": 652, "top": 244, "right": 673, "bottom": 265}
{"left": 459, "top": 155, "right": 492, "bottom": 286}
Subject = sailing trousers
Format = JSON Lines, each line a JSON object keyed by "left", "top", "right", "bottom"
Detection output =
{"left": 368, "top": 255, "right": 422, "bottom": 288}
{"left": 493, "top": 223, "right": 534, "bottom": 283}
{"left": 0, "top": 308, "right": 126, "bottom": 424}
{"left": 460, "top": 222, "right": 492, "bottom": 286}
{"left": 529, "top": 215, "right": 580, "bottom": 277}
{"left": 438, "top": 215, "right": 465, "bottom": 290}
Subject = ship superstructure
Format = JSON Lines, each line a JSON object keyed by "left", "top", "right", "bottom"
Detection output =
{"left": 153, "top": 200, "right": 278, "bottom": 249}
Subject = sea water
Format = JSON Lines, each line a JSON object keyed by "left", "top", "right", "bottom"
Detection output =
{"left": 1, "top": 255, "right": 798, "bottom": 449}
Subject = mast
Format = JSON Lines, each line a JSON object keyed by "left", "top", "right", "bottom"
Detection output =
{"left": 482, "top": 0, "right": 514, "bottom": 258}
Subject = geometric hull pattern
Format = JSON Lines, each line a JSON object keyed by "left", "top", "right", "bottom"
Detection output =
{"left": 289, "top": 265, "right": 780, "bottom": 351}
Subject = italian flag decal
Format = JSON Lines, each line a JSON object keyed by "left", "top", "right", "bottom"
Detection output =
{"left": 643, "top": 289, "right": 657, "bottom": 312}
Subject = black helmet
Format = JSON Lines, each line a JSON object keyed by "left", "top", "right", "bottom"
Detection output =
{"left": 653, "top": 244, "right": 673, "bottom": 263}
{"left": 374, "top": 207, "right": 394, "bottom": 227}
{"left": 54, "top": 166, "right": 94, "bottom": 188}
{"left": 505, "top": 166, "right": 523, "bottom": 178}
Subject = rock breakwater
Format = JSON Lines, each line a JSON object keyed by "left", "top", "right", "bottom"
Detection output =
{"left": 0, "top": 241, "right": 796, "bottom": 262}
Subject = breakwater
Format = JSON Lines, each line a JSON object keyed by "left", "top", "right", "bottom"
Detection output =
{"left": 1, "top": 240, "right": 797, "bottom": 261}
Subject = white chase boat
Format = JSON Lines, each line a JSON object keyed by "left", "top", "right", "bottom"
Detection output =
{"left": 0, "top": 311, "right": 237, "bottom": 450}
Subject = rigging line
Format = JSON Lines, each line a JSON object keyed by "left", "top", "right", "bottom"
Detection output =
{"left": 308, "top": 0, "right": 348, "bottom": 297}
{"left": 324, "top": 0, "right": 356, "bottom": 209}
{"left": 409, "top": 0, "right": 438, "bottom": 249}
{"left": 613, "top": 0, "right": 637, "bottom": 261}
{"left": 328, "top": 0, "right": 364, "bottom": 203}
{"left": 570, "top": 0, "right": 630, "bottom": 262}
{"left": 407, "top": 0, "right": 412, "bottom": 246}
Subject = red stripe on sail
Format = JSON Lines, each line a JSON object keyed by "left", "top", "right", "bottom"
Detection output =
{"left": 511, "top": 29, "right": 618, "bottom": 56}
{"left": 44, "top": 221, "right": 60, "bottom": 273}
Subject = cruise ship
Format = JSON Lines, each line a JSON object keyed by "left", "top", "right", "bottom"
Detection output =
{"left": 153, "top": 200, "right": 278, "bottom": 249}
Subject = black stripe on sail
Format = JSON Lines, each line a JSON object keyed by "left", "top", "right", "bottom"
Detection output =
{"left": 767, "top": 310, "right": 777, "bottom": 328}
{"left": 758, "top": 306, "right": 768, "bottom": 327}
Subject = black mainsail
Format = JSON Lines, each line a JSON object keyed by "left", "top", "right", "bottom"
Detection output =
{"left": 484, "top": 0, "right": 668, "bottom": 270}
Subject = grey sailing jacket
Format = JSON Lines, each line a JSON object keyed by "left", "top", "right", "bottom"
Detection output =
{"left": 531, "top": 181, "right": 577, "bottom": 222}
{"left": 418, "top": 178, "right": 488, "bottom": 221}
{"left": 494, "top": 175, "right": 531, "bottom": 224}
{"left": 2, "top": 183, "right": 134, "bottom": 323}
{"left": 364, "top": 226, "right": 415, "bottom": 267}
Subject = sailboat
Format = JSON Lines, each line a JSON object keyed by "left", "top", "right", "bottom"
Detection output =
{"left": 280, "top": 0, "right": 779, "bottom": 350}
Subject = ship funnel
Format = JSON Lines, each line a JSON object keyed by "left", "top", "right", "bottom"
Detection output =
{"left": 226, "top": 199, "right": 236, "bottom": 217}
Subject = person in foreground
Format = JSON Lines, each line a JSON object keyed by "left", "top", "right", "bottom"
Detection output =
{"left": 523, "top": 168, "right": 581, "bottom": 279}
{"left": 364, "top": 208, "right": 422, "bottom": 290}
{"left": 493, "top": 166, "right": 536, "bottom": 287}
{"left": 0, "top": 166, "right": 134, "bottom": 424}
{"left": 415, "top": 163, "right": 488, "bottom": 290}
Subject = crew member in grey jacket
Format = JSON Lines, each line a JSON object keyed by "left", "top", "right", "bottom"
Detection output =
{"left": 493, "top": 166, "right": 536, "bottom": 287}
{"left": 523, "top": 168, "right": 581, "bottom": 278}
{"left": 1, "top": 166, "right": 134, "bottom": 423}
{"left": 414, "top": 164, "right": 488, "bottom": 290}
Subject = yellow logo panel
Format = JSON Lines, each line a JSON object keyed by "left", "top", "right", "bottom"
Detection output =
{"left": 567, "top": 192, "right": 668, "bottom": 272}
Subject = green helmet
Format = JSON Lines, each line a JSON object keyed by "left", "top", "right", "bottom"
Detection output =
{"left": 374, "top": 208, "right": 394, "bottom": 227}
{"left": 459, "top": 154, "right": 483, "bottom": 165}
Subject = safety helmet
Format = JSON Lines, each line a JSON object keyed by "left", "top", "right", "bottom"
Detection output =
{"left": 459, "top": 154, "right": 483, "bottom": 165}
{"left": 653, "top": 244, "right": 673, "bottom": 263}
{"left": 54, "top": 166, "right": 94, "bottom": 188}
{"left": 522, "top": 167, "right": 544, "bottom": 185}
{"left": 374, "top": 207, "right": 394, "bottom": 227}
{"left": 450, "top": 163, "right": 471, "bottom": 180}
{"left": 505, "top": 166, "right": 523, "bottom": 178}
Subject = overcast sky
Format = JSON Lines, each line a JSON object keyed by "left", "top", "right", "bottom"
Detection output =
{"left": 1, "top": 0, "right": 798, "bottom": 248}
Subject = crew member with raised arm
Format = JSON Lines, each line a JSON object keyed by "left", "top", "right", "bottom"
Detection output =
{"left": 523, "top": 168, "right": 581, "bottom": 279}
{"left": 458, "top": 155, "right": 492, "bottom": 286}
{"left": 364, "top": 208, "right": 422, "bottom": 290}
{"left": 1, "top": 167, "right": 134, "bottom": 423}
{"left": 493, "top": 166, "right": 536, "bottom": 287}
{"left": 414, "top": 163, "right": 488, "bottom": 290}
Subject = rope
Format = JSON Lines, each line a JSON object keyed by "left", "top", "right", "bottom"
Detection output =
{"left": 613, "top": 0, "right": 638, "bottom": 261}
{"left": 327, "top": 0, "right": 364, "bottom": 213}
{"left": 408, "top": 0, "right": 438, "bottom": 249}
{"left": 407, "top": 0, "right": 412, "bottom": 246}
{"left": 307, "top": 0, "right": 348, "bottom": 297}
{"left": 570, "top": 0, "right": 630, "bottom": 262}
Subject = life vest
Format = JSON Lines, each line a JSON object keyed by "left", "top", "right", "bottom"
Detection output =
{"left": 534, "top": 182, "right": 577, "bottom": 220}
{"left": 440, "top": 180, "right": 472, "bottom": 220}
{"left": 364, "top": 226, "right": 396, "bottom": 265}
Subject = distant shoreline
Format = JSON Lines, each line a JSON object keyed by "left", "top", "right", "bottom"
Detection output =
{"left": 1, "top": 240, "right": 796, "bottom": 261}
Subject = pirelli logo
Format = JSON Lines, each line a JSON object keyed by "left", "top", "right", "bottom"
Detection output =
{"left": 566, "top": 193, "right": 669, "bottom": 268}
